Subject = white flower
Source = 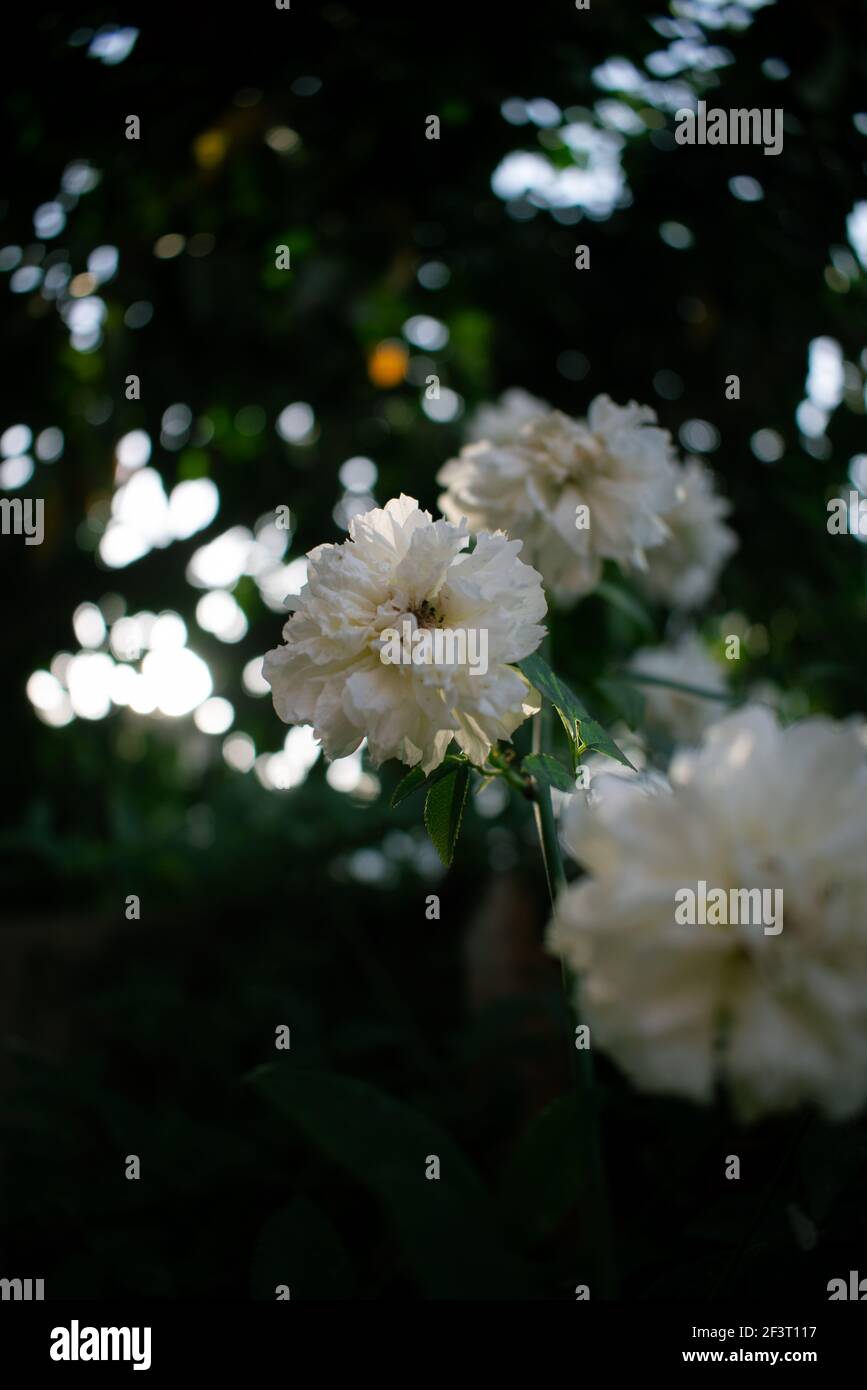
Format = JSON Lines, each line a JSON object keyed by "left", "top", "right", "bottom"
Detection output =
{"left": 548, "top": 705, "right": 867, "bottom": 1121}
{"left": 466, "top": 387, "right": 550, "bottom": 445}
{"left": 627, "top": 631, "right": 729, "bottom": 743}
{"left": 264, "top": 495, "right": 546, "bottom": 773}
{"left": 438, "top": 394, "right": 679, "bottom": 604}
{"left": 641, "top": 457, "right": 737, "bottom": 609}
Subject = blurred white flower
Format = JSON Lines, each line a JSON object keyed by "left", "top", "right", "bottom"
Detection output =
{"left": 549, "top": 706, "right": 867, "bottom": 1121}
{"left": 264, "top": 495, "right": 546, "bottom": 772}
{"left": 438, "top": 395, "right": 679, "bottom": 604}
{"left": 466, "top": 387, "right": 550, "bottom": 445}
{"left": 641, "top": 457, "right": 737, "bottom": 609}
{"left": 627, "top": 631, "right": 729, "bottom": 743}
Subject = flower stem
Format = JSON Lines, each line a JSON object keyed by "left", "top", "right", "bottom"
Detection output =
{"left": 531, "top": 707, "right": 567, "bottom": 902}
{"left": 531, "top": 643, "right": 618, "bottom": 1298}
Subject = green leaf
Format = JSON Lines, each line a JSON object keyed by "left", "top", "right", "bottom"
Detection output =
{"left": 423, "top": 764, "right": 470, "bottom": 865}
{"left": 522, "top": 752, "right": 575, "bottom": 793}
{"left": 390, "top": 766, "right": 427, "bottom": 808}
{"left": 500, "top": 1094, "right": 591, "bottom": 1243}
{"left": 250, "top": 1066, "right": 532, "bottom": 1298}
{"left": 390, "top": 755, "right": 468, "bottom": 809}
{"left": 519, "top": 653, "right": 635, "bottom": 770}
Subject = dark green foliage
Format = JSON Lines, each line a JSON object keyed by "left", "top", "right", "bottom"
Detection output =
{"left": 423, "top": 763, "right": 470, "bottom": 866}
{"left": 521, "top": 652, "right": 635, "bottom": 768}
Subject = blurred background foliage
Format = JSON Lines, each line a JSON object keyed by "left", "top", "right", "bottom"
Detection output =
{"left": 1, "top": 0, "right": 867, "bottom": 1298}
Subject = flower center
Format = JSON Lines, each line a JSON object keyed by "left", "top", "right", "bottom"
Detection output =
{"left": 410, "top": 598, "right": 441, "bottom": 629}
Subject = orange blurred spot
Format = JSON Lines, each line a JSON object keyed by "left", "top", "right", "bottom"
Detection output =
{"left": 69, "top": 273, "right": 97, "bottom": 297}
{"left": 193, "top": 130, "right": 228, "bottom": 170}
{"left": 368, "top": 340, "right": 408, "bottom": 388}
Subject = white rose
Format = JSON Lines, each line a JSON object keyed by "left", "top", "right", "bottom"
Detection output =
{"left": 627, "top": 631, "right": 729, "bottom": 743}
{"left": 264, "top": 495, "right": 546, "bottom": 773}
{"left": 641, "top": 457, "right": 737, "bottom": 610}
{"left": 466, "top": 387, "right": 550, "bottom": 445}
{"left": 549, "top": 705, "right": 867, "bottom": 1121}
{"left": 438, "top": 394, "right": 679, "bottom": 604}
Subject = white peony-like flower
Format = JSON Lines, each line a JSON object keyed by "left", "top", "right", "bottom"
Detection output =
{"left": 627, "top": 631, "right": 729, "bottom": 744}
{"left": 438, "top": 395, "right": 679, "bottom": 604}
{"left": 466, "top": 387, "right": 550, "bottom": 445}
{"left": 640, "top": 457, "right": 737, "bottom": 610}
{"left": 548, "top": 705, "right": 867, "bottom": 1121}
{"left": 264, "top": 495, "right": 546, "bottom": 773}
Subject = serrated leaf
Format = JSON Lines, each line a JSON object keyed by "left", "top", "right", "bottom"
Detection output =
{"left": 390, "top": 766, "right": 427, "bottom": 808}
{"left": 580, "top": 716, "right": 635, "bottom": 768}
{"left": 424, "top": 764, "right": 470, "bottom": 866}
{"left": 522, "top": 753, "right": 575, "bottom": 793}
{"left": 250, "top": 1066, "right": 532, "bottom": 1298}
{"left": 519, "top": 652, "right": 635, "bottom": 770}
{"left": 390, "top": 755, "right": 468, "bottom": 809}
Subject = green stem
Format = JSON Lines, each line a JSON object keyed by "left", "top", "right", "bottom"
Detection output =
{"left": 616, "top": 670, "right": 739, "bottom": 704}
{"left": 531, "top": 639, "right": 618, "bottom": 1298}
{"left": 531, "top": 706, "right": 567, "bottom": 903}
{"left": 484, "top": 748, "right": 528, "bottom": 795}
